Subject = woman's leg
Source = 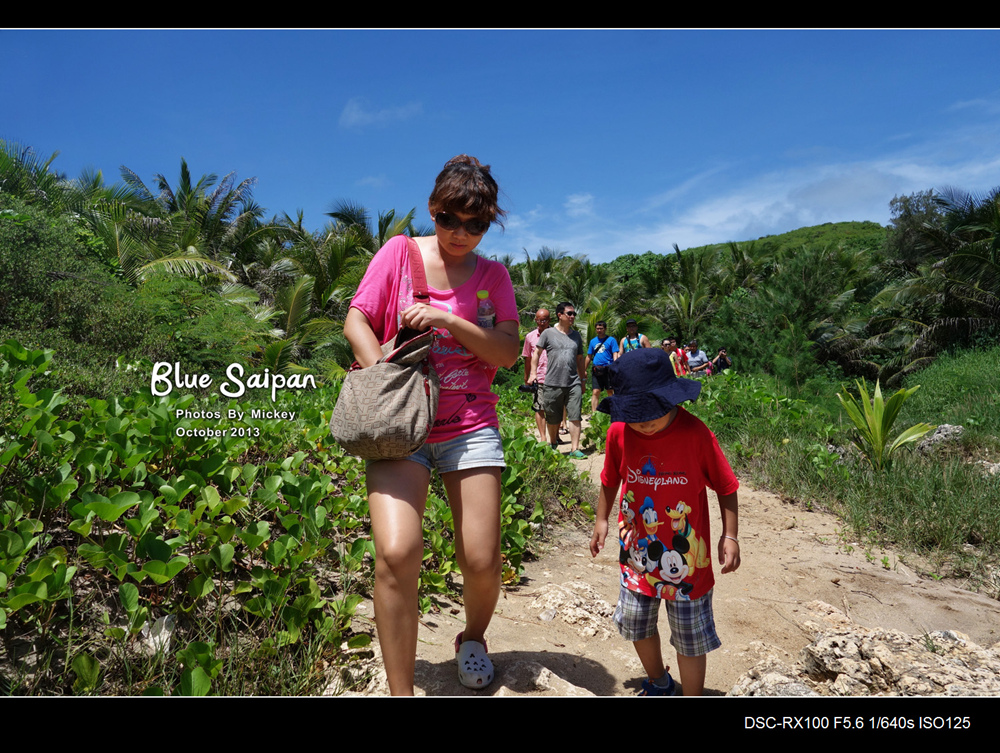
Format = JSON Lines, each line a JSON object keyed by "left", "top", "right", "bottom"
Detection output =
{"left": 366, "top": 459, "right": 431, "bottom": 696}
{"left": 441, "top": 467, "right": 502, "bottom": 644}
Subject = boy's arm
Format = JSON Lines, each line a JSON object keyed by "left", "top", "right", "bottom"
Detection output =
{"left": 589, "top": 482, "right": 619, "bottom": 557}
{"left": 717, "top": 491, "right": 740, "bottom": 574}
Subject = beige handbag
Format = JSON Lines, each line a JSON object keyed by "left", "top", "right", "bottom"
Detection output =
{"left": 329, "top": 238, "right": 440, "bottom": 460}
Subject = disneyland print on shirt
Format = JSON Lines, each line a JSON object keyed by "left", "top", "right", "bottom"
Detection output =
{"left": 601, "top": 412, "right": 738, "bottom": 602}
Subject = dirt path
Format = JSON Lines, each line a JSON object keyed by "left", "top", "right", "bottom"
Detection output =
{"left": 344, "top": 438, "right": 1000, "bottom": 696}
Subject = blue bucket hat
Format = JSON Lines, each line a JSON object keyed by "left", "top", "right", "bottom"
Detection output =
{"left": 597, "top": 348, "right": 702, "bottom": 423}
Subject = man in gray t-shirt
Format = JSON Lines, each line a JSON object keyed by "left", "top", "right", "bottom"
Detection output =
{"left": 528, "top": 302, "right": 585, "bottom": 457}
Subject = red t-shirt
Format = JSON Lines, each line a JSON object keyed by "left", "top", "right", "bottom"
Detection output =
{"left": 601, "top": 407, "right": 739, "bottom": 601}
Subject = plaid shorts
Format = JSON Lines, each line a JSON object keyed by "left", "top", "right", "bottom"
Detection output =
{"left": 613, "top": 586, "right": 721, "bottom": 657}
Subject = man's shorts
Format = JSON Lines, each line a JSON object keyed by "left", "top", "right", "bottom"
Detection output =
{"left": 613, "top": 586, "right": 721, "bottom": 657}
{"left": 402, "top": 426, "right": 505, "bottom": 474}
{"left": 540, "top": 383, "right": 582, "bottom": 425}
{"left": 591, "top": 365, "right": 612, "bottom": 391}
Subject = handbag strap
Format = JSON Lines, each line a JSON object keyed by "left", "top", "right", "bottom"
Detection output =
{"left": 405, "top": 237, "right": 430, "bottom": 303}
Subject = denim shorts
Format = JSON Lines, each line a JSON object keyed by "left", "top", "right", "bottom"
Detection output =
{"left": 613, "top": 586, "right": 721, "bottom": 656}
{"left": 405, "top": 426, "right": 505, "bottom": 474}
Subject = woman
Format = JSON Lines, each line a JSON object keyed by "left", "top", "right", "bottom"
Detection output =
{"left": 344, "top": 155, "right": 519, "bottom": 695}
{"left": 663, "top": 337, "right": 688, "bottom": 377}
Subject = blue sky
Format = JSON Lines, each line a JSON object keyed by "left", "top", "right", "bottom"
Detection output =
{"left": 4, "top": 29, "right": 999, "bottom": 264}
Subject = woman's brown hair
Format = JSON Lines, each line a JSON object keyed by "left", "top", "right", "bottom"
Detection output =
{"left": 429, "top": 155, "right": 506, "bottom": 230}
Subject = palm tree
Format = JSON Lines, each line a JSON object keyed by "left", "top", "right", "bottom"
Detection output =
{"left": 0, "top": 141, "right": 66, "bottom": 209}
{"left": 325, "top": 201, "right": 426, "bottom": 254}
{"left": 716, "top": 241, "right": 768, "bottom": 298}
{"left": 83, "top": 199, "right": 235, "bottom": 285}
{"left": 511, "top": 246, "right": 573, "bottom": 320}
{"left": 282, "top": 215, "right": 372, "bottom": 319}
{"left": 659, "top": 286, "right": 714, "bottom": 344}
{"left": 858, "top": 186, "right": 1000, "bottom": 383}
{"left": 122, "top": 158, "right": 271, "bottom": 261}
{"left": 78, "top": 158, "right": 277, "bottom": 286}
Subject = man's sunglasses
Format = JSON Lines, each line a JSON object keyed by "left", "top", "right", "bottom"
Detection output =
{"left": 434, "top": 212, "right": 490, "bottom": 236}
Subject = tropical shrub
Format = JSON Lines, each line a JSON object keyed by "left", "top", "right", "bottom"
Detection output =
{"left": 0, "top": 340, "right": 595, "bottom": 693}
{"left": 836, "top": 379, "right": 936, "bottom": 471}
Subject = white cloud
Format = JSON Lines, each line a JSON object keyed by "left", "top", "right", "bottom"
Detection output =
{"left": 947, "top": 97, "right": 1000, "bottom": 114}
{"left": 501, "top": 112, "right": 1000, "bottom": 265}
{"left": 357, "top": 174, "right": 389, "bottom": 189}
{"left": 338, "top": 98, "right": 423, "bottom": 129}
{"left": 641, "top": 164, "right": 731, "bottom": 212}
{"left": 564, "top": 193, "right": 594, "bottom": 218}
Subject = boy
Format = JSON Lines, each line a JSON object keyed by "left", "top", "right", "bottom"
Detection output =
{"left": 589, "top": 348, "right": 740, "bottom": 696}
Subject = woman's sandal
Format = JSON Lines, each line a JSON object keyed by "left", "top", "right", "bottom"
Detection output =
{"left": 455, "top": 632, "right": 494, "bottom": 689}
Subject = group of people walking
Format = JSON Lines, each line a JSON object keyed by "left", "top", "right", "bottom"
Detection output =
{"left": 523, "top": 313, "right": 734, "bottom": 450}
{"left": 659, "top": 337, "right": 732, "bottom": 378}
{"left": 525, "top": 303, "right": 587, "bottom": 458}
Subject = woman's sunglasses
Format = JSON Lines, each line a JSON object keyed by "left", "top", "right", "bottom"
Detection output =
{"left": 434, "top": 212, "right": 490, "bottom": 236}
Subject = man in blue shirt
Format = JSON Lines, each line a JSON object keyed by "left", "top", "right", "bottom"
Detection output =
{"left": 586, "top": 321, "right": 620, "bottom": 412}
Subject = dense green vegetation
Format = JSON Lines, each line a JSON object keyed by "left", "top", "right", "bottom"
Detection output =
{"left": 685, "top": 359, "right": 1000, "bottom": 592}
{"left": 2, "top": 139, "right": 998, "bottom": 694}
{"left": 0, "top": 340, "right": 590, "bottom": 694}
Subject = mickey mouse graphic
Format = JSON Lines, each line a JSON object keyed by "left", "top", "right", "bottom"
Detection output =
{"left": 645, "top": 533, "right": 695, "bottom": 601}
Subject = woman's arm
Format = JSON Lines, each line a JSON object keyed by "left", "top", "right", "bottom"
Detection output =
{"left": 344, "top": 307, "right": 385, "bottom": 369}
{"left": 399, "top": 304, "right": 519, "bottom": 368}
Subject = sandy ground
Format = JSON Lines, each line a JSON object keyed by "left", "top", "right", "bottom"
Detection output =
{"left": 348, "top": 437, "right": 1000, "bottom": 696}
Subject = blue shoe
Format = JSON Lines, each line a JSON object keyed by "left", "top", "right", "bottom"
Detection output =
{"left": 638, "top": 674, "right": 677, "bottom": 696}
{"left": 568, "top": 449, "right": 586, "bottom": 459}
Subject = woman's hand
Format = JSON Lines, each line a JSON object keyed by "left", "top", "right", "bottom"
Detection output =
{"left": 399, "top": 302, "right": 452, "bottom": 333}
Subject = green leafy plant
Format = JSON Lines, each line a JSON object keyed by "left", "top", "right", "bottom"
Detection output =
{"left": 583, "top": 411, "right": 610, "bottom": 453}
{"left": 836, "top": 379, "right": 936, "bottom": 471}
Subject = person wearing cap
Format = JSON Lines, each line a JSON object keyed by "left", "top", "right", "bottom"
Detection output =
{"left": 619, "top": 319, "right": 651, "bottom": 353}
{"left": 589, "top": 348, "right": 741, "bottom": 696}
